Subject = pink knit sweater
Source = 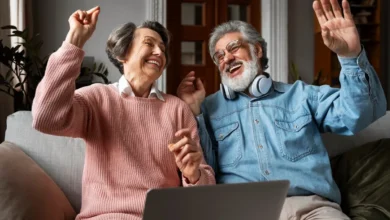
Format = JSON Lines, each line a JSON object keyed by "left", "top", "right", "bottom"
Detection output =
{"left": 32, "top": 42, "right": 215, "bottom": 220}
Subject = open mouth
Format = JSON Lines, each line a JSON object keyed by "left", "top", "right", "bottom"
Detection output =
{"left": 145, "top": 59, "right": 161, "bottom": 69}
{"left": 226, "top": 62, "right": 243, "bottom": 77}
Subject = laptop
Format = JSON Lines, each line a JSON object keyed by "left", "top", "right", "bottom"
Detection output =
{"left": 143, "top": 180, "right": 289, "bottom": 220}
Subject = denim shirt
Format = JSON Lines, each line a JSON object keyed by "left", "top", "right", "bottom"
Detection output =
{"left": 196, "top": 49, "right": 387, "bottom": 204}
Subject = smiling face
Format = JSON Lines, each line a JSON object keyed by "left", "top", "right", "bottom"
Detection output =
{"left": 120, "top": 28, "right": 167, "bottom": 85}
{"left": 214, "top": 32, "right": 263, "bottom": 91}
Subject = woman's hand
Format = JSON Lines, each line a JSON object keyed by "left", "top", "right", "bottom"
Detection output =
{"left": 65, "top": 6, "right": 100, "bottom": 48}
{"left": 168, "top": 128, "right": 203, "bottom": 184}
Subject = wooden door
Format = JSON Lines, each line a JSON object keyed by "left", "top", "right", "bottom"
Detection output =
{"left": 166, "top": 0, "right": 261, "bottom": 96}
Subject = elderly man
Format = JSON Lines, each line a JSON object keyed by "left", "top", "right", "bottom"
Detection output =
{"left": 177, "top": 0, "right": 386, "bottom": 219}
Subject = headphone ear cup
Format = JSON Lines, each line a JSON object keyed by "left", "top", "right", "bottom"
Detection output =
{"left": 258, "top": 75, "right": 272, "bottom": 94}
{"left": 220, "top": 84, "right": 236, "bottom": 100}
{"left": 249, "top": 75, "right": 273, "bottom": 97}
{"left": 249, "top": 76, "right": 263, "bottom": 97}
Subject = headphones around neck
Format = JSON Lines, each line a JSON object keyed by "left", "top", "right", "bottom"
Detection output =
{"left": 220, "top": 74, "right": 273, "bottom": 100}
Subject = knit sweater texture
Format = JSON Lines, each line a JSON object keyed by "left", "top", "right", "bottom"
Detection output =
{"left": 32, "top": 42, "right": 215, "bottom": 220}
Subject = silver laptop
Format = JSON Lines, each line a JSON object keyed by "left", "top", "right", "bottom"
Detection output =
{"left": 143, "top": 180, "right": 289, "bottom": 220}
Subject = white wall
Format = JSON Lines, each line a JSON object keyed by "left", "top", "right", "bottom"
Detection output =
{"left": 288, "top": 0, "right": 314, "bottom": 84}
{"left": 33, "top": 0, "right": 147, "bottom": 83}
{"left": 32, "top": 0, "right": 316, "bottom": 85}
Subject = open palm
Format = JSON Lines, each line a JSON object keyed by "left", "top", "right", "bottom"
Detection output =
{"left": 313, "top": 0, "right": 361, "bottom": 57}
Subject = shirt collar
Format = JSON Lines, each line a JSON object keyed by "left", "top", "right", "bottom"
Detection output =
{"left": 118, "top": 75, "right": 165, "bottom": 101}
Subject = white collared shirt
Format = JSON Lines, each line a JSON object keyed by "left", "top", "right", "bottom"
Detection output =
{"left": 113, "top": 76, "right": 165, "bottom": 101}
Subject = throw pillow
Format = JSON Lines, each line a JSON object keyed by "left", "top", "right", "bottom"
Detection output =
{"left": 0, "top": 141, "right": 76, "bottom": 220}
{"left": 331, "top": 138, "right": 390, "bottom": 220}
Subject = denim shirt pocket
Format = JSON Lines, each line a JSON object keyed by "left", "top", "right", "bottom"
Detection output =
{"left": 274, "top": 114, "right": 315, "bottom": 161}
{"left": 214, "top": 122, "right": 243, "bottom": 168}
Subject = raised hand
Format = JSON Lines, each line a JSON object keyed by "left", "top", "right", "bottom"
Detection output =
{"left": 168, "top": 128, "right": 203, "bottom": 184}
{"left": 313, "top": 0, "right": 361, "bottom": 57}
{"left": 65, "top": 6, "right": 100, "bottom": 48}
{"left": 176, "top": 71, "right": 205, "bottom": 116}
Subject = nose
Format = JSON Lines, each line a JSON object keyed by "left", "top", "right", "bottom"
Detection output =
{"left": 153, "top": 46, "right": 163, "bottom": 56}
{"left": 223, "top": 51, "right": 234, "bottom": 63}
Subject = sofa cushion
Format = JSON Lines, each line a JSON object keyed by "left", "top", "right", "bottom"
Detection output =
{"left": 0, "top": 141, "right": 76, "bottom": 220}
{"left": 322, "top": 112, "right": 390, "bottom": 158}
{"left": 331, "top": 138, "right": 390, "bottom": 220}
{"left": 4, "top": 111, "right": 85, "bottom": 212}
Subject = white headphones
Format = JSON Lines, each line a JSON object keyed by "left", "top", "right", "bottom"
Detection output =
{"left": 220, "top": 74, "right": 273, "bottom": 100}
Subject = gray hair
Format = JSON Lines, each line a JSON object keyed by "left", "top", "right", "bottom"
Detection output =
{"left": 209, "top": 20, "right": 268, "bottom": 70}
{"left": 106, "top": 21, "right": 171, "bottom": 75}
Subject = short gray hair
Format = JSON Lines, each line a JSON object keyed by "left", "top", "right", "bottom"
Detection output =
{"left": 106, "top": 21, "right": 171, "bottom": 75}
{"left": 209, "top": 20, "right": 268, "bottom": 70}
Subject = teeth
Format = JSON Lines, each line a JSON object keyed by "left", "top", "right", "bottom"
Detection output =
{"left": 229, "top": 64, "right": 242, "bottom": 73}
{"left": 147, "top": 60, "right": 160, "bottom": 67}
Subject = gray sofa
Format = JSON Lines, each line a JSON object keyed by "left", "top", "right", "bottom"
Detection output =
{"left": 1, "top": 111, "right": 390, "bottom": 217}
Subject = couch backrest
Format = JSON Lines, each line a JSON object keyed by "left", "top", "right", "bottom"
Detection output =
{"left": 5, "top": 111, "right": 85, "bottom": 213}
{"left": 4, "top": 111, "right": 390, "bottom": 212}
{"left": 321, "top": 111, "right": 390, "bottom": 157}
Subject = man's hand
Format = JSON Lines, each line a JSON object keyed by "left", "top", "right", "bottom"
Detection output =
{"left": 168, "top": 128, "right": 203, "bottom": 184}
{"left": 177, "top": 71, "right": 205, "bottom": 116}
{"left": 313, "top": 0, "right": 361, "bottom": 58}
{"left": 65, "top": 6, "right": 100, "bottom": 48}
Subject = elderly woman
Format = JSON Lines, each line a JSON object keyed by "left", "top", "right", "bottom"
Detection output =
{"left": 31, "top": 6, "right": 215, "bottom": 220}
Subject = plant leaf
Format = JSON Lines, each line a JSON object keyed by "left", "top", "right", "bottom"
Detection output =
{"left": 1, "top": 25, "right": 17, "bottom": 30}
{"left": 11, "top": 30, "right": 24, "bottom": 36}
{"left": 22, "top": 76, "right": 28, "bottom": 84}
{"left": 97, "top": 63, "right": 103, "bottom": 72}
{"left": 5, "top": 69, "right": 13, "bottom": 81}
{"left": 93, "top": 72, "right": 109, "bottom": 84}
{"left": 14, "top": 83, "right": 23, "bottom": 89}
{"left": 11, "top": 45, "right": 21, "bottom": 53}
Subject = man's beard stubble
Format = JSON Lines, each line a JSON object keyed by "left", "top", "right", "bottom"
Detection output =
{"left": 220, "top": 47, "right": 261, "bottom": 92}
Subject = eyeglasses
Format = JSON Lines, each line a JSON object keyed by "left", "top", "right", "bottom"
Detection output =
{"left": 212, "top": 39, "right": 244, "bottom": 65}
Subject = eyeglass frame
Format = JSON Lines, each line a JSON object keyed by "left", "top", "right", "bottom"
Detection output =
{"left": 212, "top": 39, "right": 246, "bottom": 65}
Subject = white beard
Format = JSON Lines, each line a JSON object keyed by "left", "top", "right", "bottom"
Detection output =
{"left": 220, "top": 57, "right": 259, "bottom": 92}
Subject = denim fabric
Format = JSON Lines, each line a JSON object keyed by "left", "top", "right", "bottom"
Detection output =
{"left": 196, "top": 49, "right": 387, "bottom": 204}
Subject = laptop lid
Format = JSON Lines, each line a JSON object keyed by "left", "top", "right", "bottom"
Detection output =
{"left": 143, "top": 180, "right": 289, "bottom": 220}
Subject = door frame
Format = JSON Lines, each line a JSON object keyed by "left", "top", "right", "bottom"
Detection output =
{"left": 146, "top": 0, "right": 289, "bottom": 93}
{"left": 146, "top": 0, "right": 168, "bottom": 92}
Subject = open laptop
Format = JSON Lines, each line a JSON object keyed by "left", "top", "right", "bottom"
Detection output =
{"left": 143, "top": 180, "right": 289, "bottom": 220}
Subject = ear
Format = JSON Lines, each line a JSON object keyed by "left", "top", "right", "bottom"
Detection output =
{"left": 255, "top": 44, "right": 263, "bottom": 59}
{"left": 117, "top": 57, "right": 126, "bottom": 63}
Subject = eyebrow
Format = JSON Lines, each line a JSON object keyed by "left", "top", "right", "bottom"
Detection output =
{"left": 216, "top": 39, "right": 241, "bottom": 51}
{"left": 144, "top": 36, "right": 165, "bottom": 48}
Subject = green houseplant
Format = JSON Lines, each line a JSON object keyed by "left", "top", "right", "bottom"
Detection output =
{"left": 289, "top": 61, "right": 328, "bottom": 86}
{"left": 0, "top": 25, "right": 110, "bottom": 111}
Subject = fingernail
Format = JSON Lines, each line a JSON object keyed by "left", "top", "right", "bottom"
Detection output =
{"left": 168, "top": 144, "right": 174, "bottom": 151}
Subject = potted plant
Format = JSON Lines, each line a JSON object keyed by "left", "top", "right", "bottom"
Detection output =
{"left": 289, "top": 61, "right": 328, "bottom": 86}
{"left": 0, "top": 25, "right": 110, "bottom": 111}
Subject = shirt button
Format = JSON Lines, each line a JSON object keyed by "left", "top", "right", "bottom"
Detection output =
{"left": 254, "top": 119, "right": 259, "bottom": 124}
{"left": 258, "top": 145, "right": 263, "bottom": 149}
{"left": 265, "top": 170, "right": 270, "bottom": 175}
{"left": 219, "top": 134, "right": 224, "bottom": 139}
